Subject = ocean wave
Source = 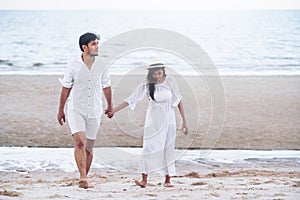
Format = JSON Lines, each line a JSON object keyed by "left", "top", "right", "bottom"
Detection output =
{"left": 0, "top": 147, "right": 299, "bottom": 172}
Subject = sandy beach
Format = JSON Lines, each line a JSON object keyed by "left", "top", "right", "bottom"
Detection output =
{"left": 0, "top": 155, "right": 299, "bottom": 200}
{"left": 0, "top": 75, "right": 299, "bottom": 149}
{"left": 0, "top": 75, "right": 300, "bottom": 199}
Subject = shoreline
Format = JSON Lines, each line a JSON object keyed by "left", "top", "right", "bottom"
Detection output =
{"left": 1, "top": 145, "right": 300, "bottom": 151}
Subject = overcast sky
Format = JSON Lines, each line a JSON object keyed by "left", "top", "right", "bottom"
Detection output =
{"left": 0, "top": 0, "right": 299, "bottom": 10}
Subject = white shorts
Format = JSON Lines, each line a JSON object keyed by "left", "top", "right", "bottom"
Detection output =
{"left": 67, "top": 109, "right": 101, "bottom": 140}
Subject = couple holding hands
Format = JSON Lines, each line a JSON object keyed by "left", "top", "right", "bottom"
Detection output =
{"left": 57, "top": 32, "right": 188, "bottom": 189}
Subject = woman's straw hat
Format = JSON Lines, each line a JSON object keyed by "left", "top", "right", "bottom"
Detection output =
{"left": 146, "top": 59, "right": 167, "bottom": 69}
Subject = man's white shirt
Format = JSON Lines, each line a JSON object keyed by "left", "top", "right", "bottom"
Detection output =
{"left": 59, "top": 55, "right": 111, "bottom": 118}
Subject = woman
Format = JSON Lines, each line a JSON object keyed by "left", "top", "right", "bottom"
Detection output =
{"left": 108, "top": 60, "right": 188, "bottom": 188}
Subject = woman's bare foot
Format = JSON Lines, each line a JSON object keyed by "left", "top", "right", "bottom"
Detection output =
{"left": 164, "top": 175, "right": 174, "bottom": 187}
{"left": 135, "top": 180, "right": 147, "bottom": 188}
{"left": 164, "top": 182, "right": 174, "bottom": 187}
{"left": 78, "top": 179, "right": 94, "bottom": 189}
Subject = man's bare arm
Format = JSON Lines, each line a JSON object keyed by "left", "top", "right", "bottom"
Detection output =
{"left": 57, "top": 87, "right": 71, "bottom": 125}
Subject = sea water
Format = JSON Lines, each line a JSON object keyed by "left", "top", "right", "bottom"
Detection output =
{"left": 0, "top": 10, "right": 299, "bottom": 76}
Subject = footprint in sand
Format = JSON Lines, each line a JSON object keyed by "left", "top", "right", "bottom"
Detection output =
{"left": 191, "top": 181, "right": 206, "bottom": 186}
{"left": 0, "top": 190, "right": 22, "bottom": 197}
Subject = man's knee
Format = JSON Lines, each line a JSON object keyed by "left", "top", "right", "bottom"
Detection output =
{"left": 76, "top": 141, "right": 85, "bottom": 149}
{"left": 73, "top": 132, "right": 86, "bottom": 149}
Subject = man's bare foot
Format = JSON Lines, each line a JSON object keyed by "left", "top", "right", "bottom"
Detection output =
{"left": 135, "top": 180, "right": 147, "bottom": 188}
{"left": 78, "top": 179, "right": 94, "bottom": 189}
{"left": 164, "top": 182, "right": 174, "bottom": 187}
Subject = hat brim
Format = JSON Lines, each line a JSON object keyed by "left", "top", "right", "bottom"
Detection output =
{"left": 146, "top": 63, "right": 167, "bottom": 69}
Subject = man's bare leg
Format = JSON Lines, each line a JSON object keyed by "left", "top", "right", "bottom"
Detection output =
{"left": 73, "top": 132, "right": 92, "bottom": 188}
{"left": 85, "top": 139, "right": 95, "bottom": 175}
{"left": 73, "top": 132, "right": 87, "bottom": 180}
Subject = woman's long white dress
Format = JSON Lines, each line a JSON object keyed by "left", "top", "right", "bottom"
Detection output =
{"left": 125, "top": 76, "right": 182, "bottom": 176}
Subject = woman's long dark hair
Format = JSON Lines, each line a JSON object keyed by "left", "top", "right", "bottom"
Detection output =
{"left": 147, "top": 67, "right": 166, "bottom": 101}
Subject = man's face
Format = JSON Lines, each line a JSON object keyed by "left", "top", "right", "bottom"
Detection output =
{"left": 86, "top": 39, "right": 99, "bottom": 56}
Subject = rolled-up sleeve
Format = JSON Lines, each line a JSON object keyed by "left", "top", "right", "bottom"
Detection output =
{"left": 59, "top": 62, "right": 74, "bottom": 88}
{"left": 168, "top": 77, "right": 182, "bottom": 107}
{"left": 124, "top": 80, "right": 148, "bottom": 110}
{"left": 101, "top": 69, "right": 111, "bottom": 88}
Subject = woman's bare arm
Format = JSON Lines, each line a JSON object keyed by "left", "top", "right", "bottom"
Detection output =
{"left": 177, "top": 101, "right": 188, "bottom": 135}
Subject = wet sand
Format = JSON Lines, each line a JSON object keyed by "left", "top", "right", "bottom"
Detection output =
{"left": 0, "top": 75, "right": 299, "bottom": 149}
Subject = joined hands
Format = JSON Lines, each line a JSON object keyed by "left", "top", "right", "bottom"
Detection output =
{"left": 104, "top": 107, "right": 114, "bottom": 119}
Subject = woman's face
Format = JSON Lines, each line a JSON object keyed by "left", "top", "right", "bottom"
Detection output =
{"left": 152, "top": 69, "right": 164, "bottom": 83}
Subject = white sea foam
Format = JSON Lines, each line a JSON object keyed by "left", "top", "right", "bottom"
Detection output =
{"left": 0, "top": 147, "right": 299, "bottom": 173}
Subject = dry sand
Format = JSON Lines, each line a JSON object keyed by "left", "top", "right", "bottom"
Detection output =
{"left": 0, "top": 160, "right": 299, "bottom": 200}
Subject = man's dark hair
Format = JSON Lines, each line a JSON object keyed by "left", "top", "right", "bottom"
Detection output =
{"left": 79, "top": 32, "right": 100, "bottom": 52}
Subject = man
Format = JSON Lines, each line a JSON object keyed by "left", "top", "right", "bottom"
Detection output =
{"left": 57, "top": 32, "right": 112, "bottom": 189}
